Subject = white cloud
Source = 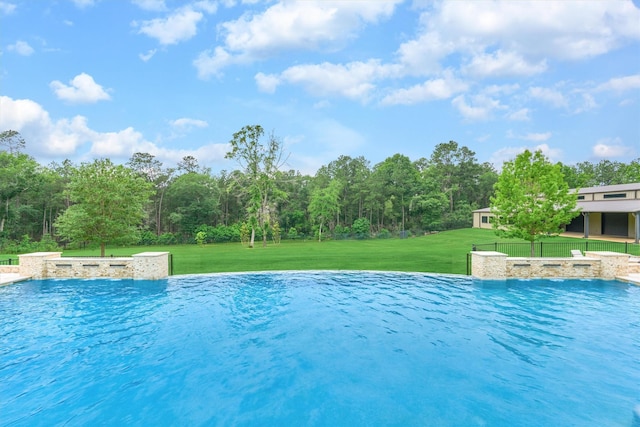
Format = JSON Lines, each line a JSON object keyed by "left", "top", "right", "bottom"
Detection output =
{"left": 395, "top": 32, "right": 455, "bottom": 76}
{"left": 507, "top": 108, "right": 531, "bottom": 121}
{"left": 135, "top": 7, "right": 203, "bottom": 45}
{"left": 381, "top": 72, "right": 468, "bottom": 105}
{"left": 139, "top": 49, "right": 157, "bottom": 62}
{"left": 574, "top": 93, "right": 598, "bottom": 114}
{"left": 507, "top": 130, "right": 552, "bottom": 142}
{"left": 89, "top": 127, "right": 146, "bottom": 157}
{"left": 7, "top": 40, "right": 34, "bottom": 56}
{"left": 132, "top": 0, "right": 167, "bottom": 12}
{"left": 528, "top": 86, "right": 568, "bottom": 109}
{"left": 0, "top": 2, "right": 16, "bottom": 15}
{"left": 50, "top": 73, "right": 111, "bottom": 104}
{"left": 385, "top": 0, "right": 640, "bottom": 106}
{"left": 255, "top": 72, "right": 280, "bottom": 93}
{"left": 170, "top": 118, "right": 209, "bottom": 129}
{"left": 463, "top": 50, "right": 547, "bottom": 78}
{"left": 490, "top": 143, "right": 563, "bottom": 167}
{"left": 277, "top": 60, "right": 399, "bottom": 101}
{"left": 592, "top": 139, "right": 637, "bottom": 159}
{"left": 0, "top": 95, "right": 228, "bottom": 166}
{"left": 255, "top": 60, "right": 403, "bottom": 101}
{"left": 194, "top": 47, "right": 234, "bottom": 79}
{"left": 0, "top": 96, "right": 91, "bottom": 156}
{"left": 194, "top": 0, "right": 402, "bottom": 78}
{"left": 421, "top": 1, "right": 640, "bottom": 63}
{"left": 595, "top": 74, "right": 640, "bottom": 93}
{"left": 193, "top": 0, "right": 217, "bottom": 14}
{"left": 525, "top": 132, "right": 552, "bottom": 142}
{"left": 452, "top": 94, "right": 505, "bottom": 121}
{"left": 71, "top": 0, "right": 96, "bottom": 8}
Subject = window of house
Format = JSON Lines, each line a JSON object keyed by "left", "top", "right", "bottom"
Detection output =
{"left": 577, "top": 195, "right": 585, "bottom": 200}
{"left": 603, "top": 193, "right": 626, "bottom": 199}
{"left": 482, "top": 216, "right": 489, "bottom": 224}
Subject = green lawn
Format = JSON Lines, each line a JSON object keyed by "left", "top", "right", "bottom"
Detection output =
{"left": 56, "top": 228, "right": 539, "bottom": 275}
{"left": 5, "top": 228, "right": 635, "bottom": 275}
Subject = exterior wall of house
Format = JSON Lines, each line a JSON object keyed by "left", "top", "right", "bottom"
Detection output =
{"left": 473, "top": 212, "right": 494, "bottom": 229}
{"left": 592, "top": 190, "right": 635, "bottom": 201}
{"left": 588, "top": 212, "right": 602, "bottom": 235}
{"left": 472, "top": 212, "right": 481, "bottom": 228}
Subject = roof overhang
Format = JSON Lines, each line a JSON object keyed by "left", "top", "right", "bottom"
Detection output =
{"left": 577, "top": 199, "right": 640, "bottom": 214}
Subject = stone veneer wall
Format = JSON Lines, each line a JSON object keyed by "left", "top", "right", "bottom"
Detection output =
{"left": 0, "top": 265, "right": 20, "bottom": 274}
{"left": 18, "top": 252, "right": 170, "bottom": 280}
{"left": 472, "top": 251, "right": 631, "bottom": 280}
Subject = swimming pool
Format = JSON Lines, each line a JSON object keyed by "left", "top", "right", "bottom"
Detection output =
{"left": 1, "top": 272, "right": 638, "bottom": 426}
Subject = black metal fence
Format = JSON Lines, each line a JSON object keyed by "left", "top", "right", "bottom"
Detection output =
{"left": 0, "top": 258, "right": 18, "bottom": 266}
{"left": 472, "top": 241, "right": 640, "bottom": 258}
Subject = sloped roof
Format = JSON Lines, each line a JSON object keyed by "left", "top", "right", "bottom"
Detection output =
{"left": 575, "top": 182, "right": 640, "bottom": 194}
{"left": 577, "top": 199, "right": 640, "bottom": 213}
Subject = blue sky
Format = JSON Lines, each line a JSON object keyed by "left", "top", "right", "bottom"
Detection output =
{"left": 1, "top": 0, "right": 639, "bottom": 174}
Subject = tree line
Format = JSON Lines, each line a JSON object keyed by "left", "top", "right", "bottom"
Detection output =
{"left": 0, "top": 128, "right": 638, "bottom": 252}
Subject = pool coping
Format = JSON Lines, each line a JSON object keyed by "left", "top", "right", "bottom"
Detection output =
{"left": 0, "top": 273, "right": 31, "bottom": 286}
{"left": 616, "top": 273, "right": 640, "bottom": 286}
{"left": 2, "top": 270, "right": 639, "bottom": 286}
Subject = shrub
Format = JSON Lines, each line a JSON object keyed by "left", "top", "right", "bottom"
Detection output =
{"left": 377, "top": 229, "right": 391, "bottom": 239}
{"left": 352, "top": 218, "right": 371, "bottom": 239}
{"left": 333, "top": 225, "right": 351, "bottom": 240}
{"left": 157, "top": 233, "right": 178, "bottom": 245}
{"left": 138, "top": 230, "right": 158, "bottom": 246}
{"left": 287, "top": 227, "right": 298, "bottom": 240}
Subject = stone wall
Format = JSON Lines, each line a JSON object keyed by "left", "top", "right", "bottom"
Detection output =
{"left": 0, "top": 265, "right": 20, "bottom": 274}
{"left": 17, "top": 252, "right": 170, "bottom": 280}
{"left": 472, "top": 251, "right": 631, "bottom": 280}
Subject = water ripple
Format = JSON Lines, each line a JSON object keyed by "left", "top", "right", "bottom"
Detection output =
{"left": 0, "top": 273, "right": 638, "bottom": 426}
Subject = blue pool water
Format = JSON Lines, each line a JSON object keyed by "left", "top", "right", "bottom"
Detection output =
{"left": 1, "top": 272, "right": 639, "bottom": 426}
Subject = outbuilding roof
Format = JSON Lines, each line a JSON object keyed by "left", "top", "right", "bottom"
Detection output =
{"left": 575, "top": 182, "right": 640, "bottom": 194}
{"left": 577, "top": 199, "right": 640, "bottom": 213}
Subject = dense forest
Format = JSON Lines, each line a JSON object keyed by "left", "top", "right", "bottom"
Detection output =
{"left": 1, "top": 129, "right": 639, "bottom": 252}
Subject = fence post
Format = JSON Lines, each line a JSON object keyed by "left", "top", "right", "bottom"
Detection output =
{"left": 540, "top": 241, "right": 543, "bottom": 257}
{"left": 494, "top": 242, "right": 498, "bottom": 251}
{"left": 625, "top": 242, "right": 628, "bottom": 254}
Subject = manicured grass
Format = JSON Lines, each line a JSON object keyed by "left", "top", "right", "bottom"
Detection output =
{"left": 57, "top": 228, "right": 522, "bottom": 275}
{"left": 23, "top": 228, "right": 636, "bottom": 275}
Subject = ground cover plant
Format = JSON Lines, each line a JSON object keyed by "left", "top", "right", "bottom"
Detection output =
{"left": 56, "top": 228, "right": 619, "bottom": 276}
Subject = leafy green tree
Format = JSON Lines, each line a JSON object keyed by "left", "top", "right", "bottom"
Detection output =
{"left": 491, "top": 150, "right": 578, "bottom": 257}
{"left": 127, "top": 152, "right": 174, "bottom": 236}
{"left": 315, "top": 155, "right": 371, "bottom": 226}
{"left": 0, "top": 151, "right": 39, "bottom": 236}
{"left": 371, "top": 154, "right": 419, "bottom": 233}
{"left": 226, "top": 125, "right": 287, "bottom": 248}
{"left": 276, "top": 170, "right": 311, "bottom": 236}
{"left": 308, "top": 180, "right": 341, "bottom": 242}
{"left": 55, "top": 159, "right": 154, "bottom": 256}
{"left": 623, "top": 158, "right": 640, "bottom": 183}
{"left": 0, "top": 130, "right": 26, "bottom": 154}
{"left": 164, "top": 172, "right": 219, "bottom": 236}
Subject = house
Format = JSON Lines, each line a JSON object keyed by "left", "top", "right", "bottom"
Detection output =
{"left": 472, "top": 182, "right": 640, "bottom": 243}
